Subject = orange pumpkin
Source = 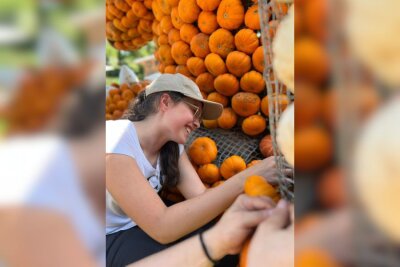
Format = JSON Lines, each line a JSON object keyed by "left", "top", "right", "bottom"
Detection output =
{"left": 252, "top": 46, "right": 265, "bottom": 73}
{"left": 204, "top": 53, "right": 227, "bottom": 76}
{"left": 295, "top": 37, "right": 330, "bottom": 85}
{"left": 220, "top": 155, "right": 246, "bottom": 179}
{"left": 295, "top": 83, "right": 322, "bottom": 130}
{"left": 188, "top": 137, "right": 218, "bottom": 165}
{"left": 158, "top": 44, "right": 175, "bottom": 65}
{"left": 198, "top": 11, "right": 219, "bottom": 34}
{"left": 295, "top": 126, "right": 333, "bottom": 172}
{"left": 171, "top": 7, "right": 184, "bottom": 29}
{"left": 214, "top": 74, "right": 239, "bottom": 96}
{"left": 296, "top": 248, "right": 340, "bottom": 267}
{"left": 180, "top": 23, "right": 199, "bottom": 44}
{"left": 234, "top": 29, "right": 259, "bottom": 55}
{"left": 176, "top": 65, "right": 192, "bottom": 77}
{"left": 197, "top": 163, "right": 221, "bottom": 184}
{"left": 160, "top": 16, "right": 173, "bottom": 34}
{"left": 202, "top": 119, "right": 218, "bottom": 129}
{"left": 187, "top": 57, "right": 206, "bottom": 76}
{"left": 217, "top": 0, "right": 244, "bottom": 30}
{"left": 158, "top": 0, "right": 172, "bottom": 15}
{"left": 247, "top": 159, "right": 261, "bottom": 168}
{"left": 171, "top": 41, "right": 193, "bottom": 65}
{"left": 209, "top": 29, "right": 235, "bottom": 58}
{"left": 207, "top": 92, "right": 229, "bottom": 107}
{"left": 226, "top": 51, "right": 251, "bottom": 77}
{"left": 317, "top": 167, "right": 347, "bottom": 209}
{"left": 164, "top": 64, "right": 177, "bottom": 74}
{"left": 260, "top": 94, "right": 288, "bottom": 117}
{"left": 231, "top": 92, "right": 260, "bottom": 117}
{"left": 167, "top": 0, "right": 179, "bottom": 7}
{"left": 196, "top": 0, "right": 221, "bottom": 11}
{"left": 132, "top": 2, "right": 148, "bottom": 18}
{"left": 244, "top": 175, "right": 277, "bottom": 198}
{"left": 259, "top": 135, "right": 274, "bottom": 158}
{"left": 190, "top": 33, "right": 211, "bottom": 58}
{"left": 244, "top": 4, "right": 261, "bottom": 30}
{"left": 158, "top": 34, "right": 169, "bottom": 46}
{"left": 239, "top": 238, "right": 251, "bottom": 267}
{"left": 217, "top": 107, "right": 237, "bottom": 129}
{"left": 178, "top": 0, "right": 200, "bottom": 23}
{"left": 240, "top": 71, "right": 265, "bottom": 94}
{"left": 168, "top": 28, "right": 181, "bottom": 45}
{"left": 242, "top": 115, "right": 266, "bottom": 136}
{"left": 195, "top": 72, "right": 215, "bottom": 93}
{"left": 304, "top": 0, "right": 328, "bottom": 42}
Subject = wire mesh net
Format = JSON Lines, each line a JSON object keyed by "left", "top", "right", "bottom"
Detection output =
{"left": 259, "top": 0, "right": 294, "bottom": 201}
{"left": 185, "top": 126, "right": 264, "bottom": 167}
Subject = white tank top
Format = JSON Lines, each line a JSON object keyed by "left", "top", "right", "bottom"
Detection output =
{"left": 105, "top": 120, "right": 183, "bottom": 234}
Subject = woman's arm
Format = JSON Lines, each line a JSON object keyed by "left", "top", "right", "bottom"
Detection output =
{"left": 107, "top": 154, "right": 279, "bottom": 244}
{"left": 127, "top": 195, "right": 277, "bottom": 267}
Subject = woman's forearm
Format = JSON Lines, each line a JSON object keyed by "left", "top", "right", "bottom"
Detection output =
{"left": 156, "top": 176, "right": 244, "bottom": 243}
{"left": 128, "top": 228, "right": 225, "bottom": 267}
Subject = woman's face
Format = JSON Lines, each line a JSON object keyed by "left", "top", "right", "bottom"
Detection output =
{"left": 165, "top": 96, "right": 202, "bottom": 144}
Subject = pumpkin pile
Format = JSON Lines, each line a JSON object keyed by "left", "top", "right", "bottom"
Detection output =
{"left": 150, "top": 0, "right": 290, "bottom": 137}
{"left": 106, "top": 0, "right": 155, "bottom": 51}
{"left": 1, "top": 65, "right": 89, "bottom": 135}
{"left": 162, "top": 136, "right": 267, "bottom": 202}
{"left": 105, "top": 80, "right": 150, "bottom": 120}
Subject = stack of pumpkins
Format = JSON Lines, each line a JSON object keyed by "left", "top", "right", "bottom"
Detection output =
{"left": 151, "top": 0, "right": 290, "bottom": 137}
{"left": 106, "top": 0, "right": 155, "bottom": 51}
{"left": 105, "top": 80, "right": 150, "bottom": 120}
{"left": 162, "top": 136, "right": 280, "bottom": 203}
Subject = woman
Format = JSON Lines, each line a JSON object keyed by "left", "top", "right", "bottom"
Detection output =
{"left": 106, "top": 73, "right": 279, "bottom": 266}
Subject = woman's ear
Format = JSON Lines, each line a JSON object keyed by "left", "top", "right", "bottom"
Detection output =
{"left": 159, "top": 93, "right": 171, "bottom": 112}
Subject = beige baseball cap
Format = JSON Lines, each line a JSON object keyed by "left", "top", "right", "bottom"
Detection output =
{"left": 145, "top": 73, "right": 223, "bottom": 120}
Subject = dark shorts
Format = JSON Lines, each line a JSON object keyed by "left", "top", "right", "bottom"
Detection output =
{"left": 106, "top": 220, "right": 238, "bottom": 267}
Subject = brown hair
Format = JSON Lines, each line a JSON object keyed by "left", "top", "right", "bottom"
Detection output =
{"left": 125, "top": 90, "right": 184, "bottom": 187}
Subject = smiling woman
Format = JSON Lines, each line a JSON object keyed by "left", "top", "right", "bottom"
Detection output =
{"left": 105, "top": 74, "right": 280, "bottom": 267}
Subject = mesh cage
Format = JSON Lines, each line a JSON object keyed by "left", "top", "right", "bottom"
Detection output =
{"left": 185, "top": 126, "right": 264, "bottom": 167}
{"left": 259, "top": 0, "right": 294, "bottom": 201}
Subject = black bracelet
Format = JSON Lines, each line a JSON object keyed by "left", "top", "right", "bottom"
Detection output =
{"left": 199, "top": 231, "right": 219, "bottom": 265}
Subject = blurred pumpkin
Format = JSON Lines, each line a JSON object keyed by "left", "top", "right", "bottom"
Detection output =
{"left": 259, "top": 135, "right": 274, "bottom": 158}
{"left": 295, "top": 126, "right": 332, "bottom": 172}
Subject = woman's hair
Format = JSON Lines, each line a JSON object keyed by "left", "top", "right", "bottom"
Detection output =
{"left": 125, "top": 90, "right": 184, "bottom": 188}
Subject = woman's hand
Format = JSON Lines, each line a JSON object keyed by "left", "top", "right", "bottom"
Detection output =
{"left": 202, "top": 194, "right": 276, "bottom": 260}
{"left": 247, "top": 202, "right": 294, "bottom": 267}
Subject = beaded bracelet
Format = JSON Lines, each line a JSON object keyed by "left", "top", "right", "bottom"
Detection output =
{"left": 199, "top": 231, "right": 219, "bottom": 265}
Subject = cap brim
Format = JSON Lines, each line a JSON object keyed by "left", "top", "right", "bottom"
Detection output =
{"left": 183, "top": 95, "right": 223, "bottom": 120}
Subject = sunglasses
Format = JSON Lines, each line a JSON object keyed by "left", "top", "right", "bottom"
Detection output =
{"left": 182, "top": 100, "right": 202, "bottom": 120}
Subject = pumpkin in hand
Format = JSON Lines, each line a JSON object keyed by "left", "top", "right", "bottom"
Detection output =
{"left": 220, "top": 155, "right": 246, "bottom": 179}
{"left": 244, "top": 175, "right": 278, "bottom": 199}
{"left": 188, "top": 137, "right": 218, "bottom": 165}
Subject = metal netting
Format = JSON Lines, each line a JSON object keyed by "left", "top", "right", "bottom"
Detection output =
{"left": 259, "top": 0, "right": 294, "bottom": 201}
{"left": 185, "top": 126, "right": 264, "bottom": 167}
